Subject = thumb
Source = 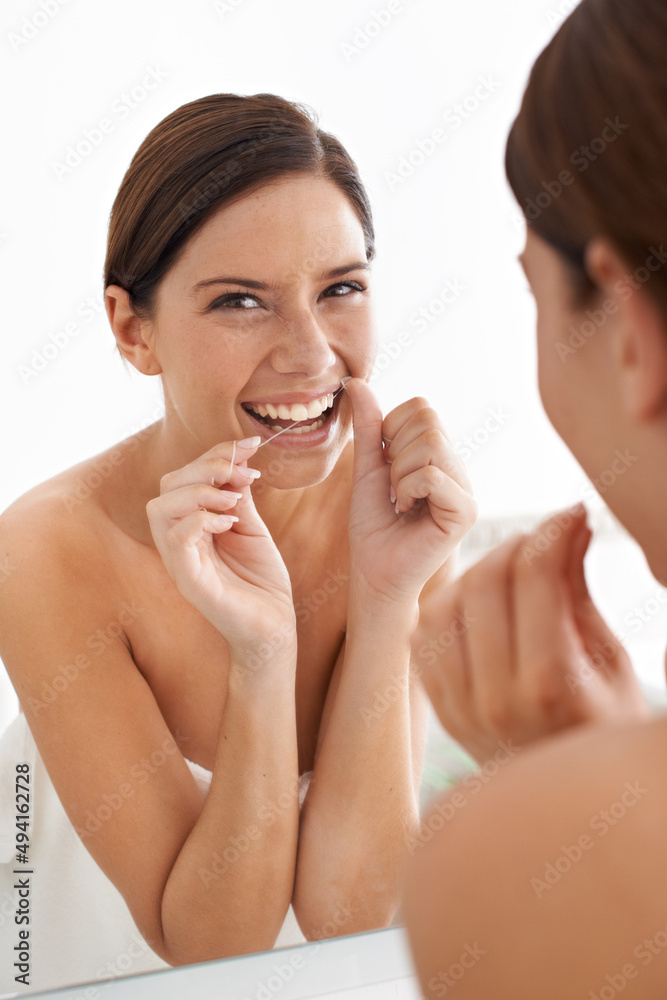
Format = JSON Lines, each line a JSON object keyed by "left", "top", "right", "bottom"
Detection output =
{"left": 342, "top": 377, "right": 385, "bottom": 476}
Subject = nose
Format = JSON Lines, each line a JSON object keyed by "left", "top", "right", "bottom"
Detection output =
{"left": 269, "top": 307, "right": 337, "bottom": 377}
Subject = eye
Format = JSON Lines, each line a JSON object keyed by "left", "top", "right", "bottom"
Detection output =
{"left": 210, "top": 293, "right": 262, "bottom": 310}
{"left": 321, "top": 280, "right": 366, "bottom": 298}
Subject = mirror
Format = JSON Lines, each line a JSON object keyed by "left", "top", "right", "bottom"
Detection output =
{"left": 3, "top": 0, "right": 666, "bottom": 995}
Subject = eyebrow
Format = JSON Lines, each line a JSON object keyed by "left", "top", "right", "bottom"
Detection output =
{"left": 191, "top": 261, "right": 371, "bottom": 293}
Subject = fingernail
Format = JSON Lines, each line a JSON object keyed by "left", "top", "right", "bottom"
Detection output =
{"left": 395, "top": 501, "right": 402, "bottom": 515}
{"left": 223, "top": 491, "right": 244, "bottom": 499}
{"left": 238, "top": 467, "right": 261, "bottom": 479}
{"left": 237, "top": 436, "right": 262, "bottom": 448}
{"left": 389, "top": 486, "right": 396, "bottom": 505}
{"left": 340, "top": 376, "right": 353, "bottom": 387}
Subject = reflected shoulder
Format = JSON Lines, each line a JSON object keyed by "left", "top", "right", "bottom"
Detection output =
{"left": 404, "top": 717, "right": 667, "bottom": 1000}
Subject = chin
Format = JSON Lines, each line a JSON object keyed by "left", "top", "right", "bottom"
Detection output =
{"left": 252, "top": 440, "right": 346, "bottom": 495}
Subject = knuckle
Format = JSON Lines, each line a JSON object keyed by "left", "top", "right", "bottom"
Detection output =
{"left": 528, "top": 664, "right": 567, "bottom": 717}
{"left": 159, "top": 471, "right": 175, "bottom": 493}
{"left": 479, "top": 697, "right": 515, "bottom": 737}
{"left": 422, "top": 425, "right": 445, "bottom": 450}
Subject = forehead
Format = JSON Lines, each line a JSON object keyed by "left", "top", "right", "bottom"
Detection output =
{"left": 177, "top": 175, "right": 367, "bottom": 285}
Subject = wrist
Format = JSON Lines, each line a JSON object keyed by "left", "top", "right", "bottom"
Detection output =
{"left": 226, "top": 623, "right": 297, "bottom": 678}
{"left": 348, "top": 575, "right": 420, "bottom": 630}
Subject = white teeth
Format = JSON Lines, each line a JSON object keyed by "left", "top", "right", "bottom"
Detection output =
{"left": 267, "top": 418, "right": 325, "bottom": 434}
{"left": 291, "top": 403, "right": 310, "bottom": 421}
{"left": 247, "top": 392, "right": 333, "bottom": 423}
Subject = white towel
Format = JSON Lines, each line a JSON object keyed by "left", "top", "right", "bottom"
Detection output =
{"left": 0, "top": 714, "right": 309, "bottom": 995}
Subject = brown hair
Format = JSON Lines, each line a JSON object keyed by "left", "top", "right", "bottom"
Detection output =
{"left": 506, "top": 0, "right": 667, "bottom": 308}
{"left": 104, "top": 93, "right": 375, "bottom": 315}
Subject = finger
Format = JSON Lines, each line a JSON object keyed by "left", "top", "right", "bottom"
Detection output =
{"left": 418, "top": 587, "right": 481, "bottom": 744}
{"left": 394, "top": 466, "right": 477, "bottom": 538}
{"left": 147, "top": 485, "right": 244, "bottom": 524}
{"left": 160, "top": 440, "right": 262, "bottom": 493}
{"left": 459, "top": 536, "right": 525, "bottom": 734}
{"left": 224, "top": 483, "right": 273, "bottom": 538}
{"left": 566, "top": 517, "right": 626, "bottom": 675}
{"left": 513, "top": 505, "right": 589, "bottom": 700}
{"left": 341, "top": 378, "right": 386, "bottom": 475}
{"left": 390, "top": 425, "right": 473, "bottom": 497}
{"left": 382, "top": 396, "right": 432, "bottom": 446}
{"left": 160, "top": 510, "right": 239, "bottom": 583}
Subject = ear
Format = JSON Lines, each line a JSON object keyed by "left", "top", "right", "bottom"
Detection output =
{"left": 585, "top": 238, "right": 667, "bottom": 421}
{"left": 104, "top": 285, "right": 163, "bottom": 376}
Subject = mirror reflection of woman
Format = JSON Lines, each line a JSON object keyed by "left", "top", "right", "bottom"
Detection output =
{"left": 0, "top": 94, "right": 476, "bottom": 992}
{"left": 404, "top": 1, "right": 667, "bottom": 997}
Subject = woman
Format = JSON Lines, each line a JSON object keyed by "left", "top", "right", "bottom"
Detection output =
{"left": 404, "top": 1, "right": 667, "bottom": 997}
{"left": 0, "top": 93, "right": 475, "bottom": 992}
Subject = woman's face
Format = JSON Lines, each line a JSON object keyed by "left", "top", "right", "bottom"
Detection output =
{"left": 142, "top": 173, "right": 377, "bottom": 487}
{"left": 520, "top": 228, "right": 631, "bottom": 505}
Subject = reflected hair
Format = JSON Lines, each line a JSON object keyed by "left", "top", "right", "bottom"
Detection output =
{"left": 103, "top": 93, "right": 375, "bottom": 316}
{"left": 505, "top": 0, "right": 667, "bottom": 310}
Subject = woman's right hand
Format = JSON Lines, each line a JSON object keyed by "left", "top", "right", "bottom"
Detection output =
{"left": 416, "top": 505, "right": 649, "bottom": 763}
{"left": 146, "top": 437, "right": 296, "bottom": 665}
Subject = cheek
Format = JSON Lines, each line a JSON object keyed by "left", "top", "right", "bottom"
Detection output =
{"left": 535, "top": 305, "right": 570, "bottom": 436}
{"left": 342, "top": 307, "right": 378, "bottom": 379}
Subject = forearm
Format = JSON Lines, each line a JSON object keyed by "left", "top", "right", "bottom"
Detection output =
{"left": 160, "top": 661, "right": 299, "bottom": 965}
{"left": 293, "top": 589, "right": 422, "bottom": 938}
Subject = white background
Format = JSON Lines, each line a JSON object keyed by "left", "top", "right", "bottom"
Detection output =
{"left": 1, "top": 0, "right": 665, "bottom": 733}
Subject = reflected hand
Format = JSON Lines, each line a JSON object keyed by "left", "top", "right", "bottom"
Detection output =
{"left": 417, "top": 505, "right": 649, "bottom": 763}
{"left": 344, "top": 378, "right": 477, "bottom": 602}
{"left": 146, "top": 439, "right": 296, "bottom": 662}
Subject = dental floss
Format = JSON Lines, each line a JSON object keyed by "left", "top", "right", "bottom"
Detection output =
{"left": 255, "top": 384, "right": 346, "bottom": 449}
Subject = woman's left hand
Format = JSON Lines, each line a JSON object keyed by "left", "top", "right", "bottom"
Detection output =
{"left": 344, "top": 378, "right": 477, "bottom": 602}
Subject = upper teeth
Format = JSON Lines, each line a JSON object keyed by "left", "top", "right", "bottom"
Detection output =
{"left": 246, "top": 392, "right": 334, "bottom": 422}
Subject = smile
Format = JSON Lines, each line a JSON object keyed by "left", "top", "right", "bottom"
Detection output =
{"left": 241, "top": 391, "right": 337, "bottom": 435}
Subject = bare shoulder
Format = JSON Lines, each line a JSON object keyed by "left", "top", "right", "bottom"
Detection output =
{"left": 0, "top": 428, "right": 152, "bottom": 562}
{"left": 0, "top": 435, "right": 151, "bottom": 686}
{"left": 404, "top": 718, "right": 667, "bottom": 1000}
